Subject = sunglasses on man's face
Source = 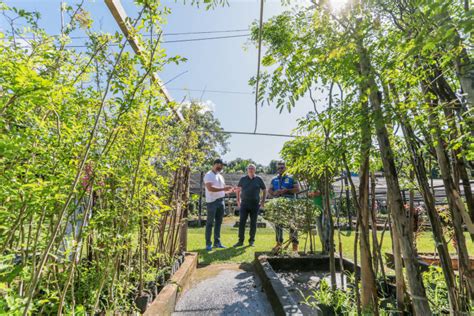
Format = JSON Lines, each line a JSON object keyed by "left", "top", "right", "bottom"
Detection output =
{"left": 277, "top": 166, "right": 285, "bottom": 170}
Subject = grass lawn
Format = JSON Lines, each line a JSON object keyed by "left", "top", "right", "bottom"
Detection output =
{"left": 187, "top": 216, "right": 474, "bottom": 266}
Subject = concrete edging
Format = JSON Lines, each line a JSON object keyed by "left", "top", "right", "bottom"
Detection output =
{"left": 144, "top": 252, "right": 198, "bottom": 316}
{"left": 253, "top": 253, "right": 367, "bottom": 316}
{"left": 254, "top": 254, "right": 304, "bottom": 316}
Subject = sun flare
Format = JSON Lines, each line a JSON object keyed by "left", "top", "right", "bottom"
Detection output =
{"left": 329, "top": 0, "right": 350, "bottom": 11}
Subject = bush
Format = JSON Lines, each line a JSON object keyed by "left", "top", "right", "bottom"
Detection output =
{"left": 423, "top": 267, "right": 450, "bottom": 314}
{"left": 264, "top": 198, "right": 320, "bottom": 233}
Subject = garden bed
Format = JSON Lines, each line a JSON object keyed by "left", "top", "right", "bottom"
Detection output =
{"left": 385, "top": 252, "right": 430, "bottom": 272}
{"left": 143, "top": 252, "right": 198, "bottom": 315}
{"left": 254, "top": 253, "right": 395, "bottom": 316}
{"left": 416, "top": 252, "right": 474, "bottom": 270}
{"left": 385, "top": 252, "right": 474, "bottom": 271}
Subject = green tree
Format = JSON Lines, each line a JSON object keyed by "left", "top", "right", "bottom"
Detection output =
{"left": 225, "top": 157, "right": 266, "bottom": 173}
{"left": 0, "top": 2, "right": 213, "bottom": 314}
{"left": 179, "top": 102, "right": 230, "bottom": 170}
{"left": 248, "top": 0, "right": 473, "bottom": 313}
{"left": 266, "top": 159, "right": 280, "bottom": 174}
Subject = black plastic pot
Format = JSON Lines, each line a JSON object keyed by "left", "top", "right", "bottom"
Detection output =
{"left": 318, "top": 304, "right": 336, "bottom": 316}
{"left": 156, "top": 284, "right": 164, "bottom": 294}
{"left": 172, "top": 260, "right": 180, "bottom": 274}
{"left": 135, "top": 293, "right": 151, "bottom": 313}
{"left": 146, "top": 281, "right": 158, "bottom": 297}
{"left": 156, "top": 274, "right": 165, "bottom": 285}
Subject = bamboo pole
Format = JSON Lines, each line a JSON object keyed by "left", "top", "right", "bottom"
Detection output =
{"left": 104, "top": 0, "right": 183, "bottom": 122}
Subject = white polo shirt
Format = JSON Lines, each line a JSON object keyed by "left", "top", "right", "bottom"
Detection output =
{"left": 204, "top": 170, "right": 225, "bottom": 203}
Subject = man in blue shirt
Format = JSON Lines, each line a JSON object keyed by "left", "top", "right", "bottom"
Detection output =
{"left": 268, "top": 161, "right": 300, "bottom": 253}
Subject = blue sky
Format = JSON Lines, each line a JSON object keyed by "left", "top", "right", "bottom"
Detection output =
{"left": 2, "top": 0, "right": 326, "bottom": 165}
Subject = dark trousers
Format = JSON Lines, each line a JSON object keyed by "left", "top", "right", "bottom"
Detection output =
{"left": 205, "top": 198, "right": 225, "bottom": 246}
{"left": 275, "top": 225, "right": 298, "bottom": 244}
{"left": 238, "top": 203, "right": 259, "bottom": 243}
{"left": 274, "top": 195, "right": 298, "bottom": 244}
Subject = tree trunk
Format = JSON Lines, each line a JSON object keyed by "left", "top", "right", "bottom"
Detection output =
{"left": 427, "top": 110, "right": 474, "bottom": 303}
{"left": 179, "top": 166, "right": 191, "bottom": 252}
{"left": 316, "top": 214, "right": 328, "bottom": 254}
{"left": 432, "top": 70, "right": 474, "bottom": 222}
{"left": 324, "top": 172, "right": 337, "bottom": 290}
{"left": 358, "top": 96, "right": 379, "bottom": 313}
{"left": 408, "top": 170, "right": 416, "bottom": 251}
{"left": 397, "top": 104, "right": 462, "bottom": 313}
{"left": 454, "top": 35, "right": 474, "bottom": 110}
{"left": 343, "top": 155, "right": 363, "bottom": 315}
{"left": 421, "top": 77, "right": 474, "bottom": 303}
{"left": 370, "top": 172, "right": 385, "bottom": 278}
{"left": 344, "top": 153, "right": 378, "bottom": 313}
{"left": 389, "top": 210, "right": 408, "bottom": 313}
{"left": 344, "top": 175, "right": 352, "bottom": 231}
{"left": 356, "top": 42, "right": 432, "bottom": 314}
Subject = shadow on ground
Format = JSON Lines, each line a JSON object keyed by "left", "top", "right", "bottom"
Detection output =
{"left": 195, "top": 245, "right": 251, "bottom": 266}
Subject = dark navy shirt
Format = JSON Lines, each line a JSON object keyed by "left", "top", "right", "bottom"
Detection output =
{"left": 270, "top": 175, "right": 296, "bottom": 198}
{"left": 238, "top": 175, "right": 266, "bottom": 205}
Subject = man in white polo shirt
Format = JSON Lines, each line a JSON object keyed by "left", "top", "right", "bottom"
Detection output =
{"left": 204, "top": 159, "right": 234, "bottom": 251}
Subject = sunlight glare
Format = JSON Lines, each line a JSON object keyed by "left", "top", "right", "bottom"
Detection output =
{"left": 329, "top": 0, "right": 350, "bottom": 12}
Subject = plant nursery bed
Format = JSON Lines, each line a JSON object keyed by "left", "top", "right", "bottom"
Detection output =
{"left": 385, "top": 252, "right": 430, "bottom": 273}
{"left": 254, "top": 253, "right": 395, "bottom": 316}
{"left": 143, "top": 252, "right": 198, "bottom": 315}
{"left": 385, "top": 252, "right": 474, "bottom": 271}
{"left": 417, "top": 252, "right": 474, "bottom": 270}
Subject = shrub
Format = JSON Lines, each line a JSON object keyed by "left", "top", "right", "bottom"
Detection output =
{"left": 264, "top": 198, "right": 321, "bottom": 233}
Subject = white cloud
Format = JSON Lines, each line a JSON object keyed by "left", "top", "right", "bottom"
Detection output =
{"left": 200, "top": 100, "right": 216, "bottom": 113}
{"left": 180, "top": 99, "right": 216, "bottom": 114}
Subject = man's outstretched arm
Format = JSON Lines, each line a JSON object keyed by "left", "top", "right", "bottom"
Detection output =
{"left": 205, "top": 182, "right": 232, "bottom": 192}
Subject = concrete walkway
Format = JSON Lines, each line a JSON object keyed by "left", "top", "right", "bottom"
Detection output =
{"left": 173, "top": 263, "right": 274, "bottom": 316}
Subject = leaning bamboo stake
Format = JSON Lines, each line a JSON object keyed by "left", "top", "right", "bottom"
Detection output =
{"left": 104, "top": 0, "right": 183, "bottom": 122}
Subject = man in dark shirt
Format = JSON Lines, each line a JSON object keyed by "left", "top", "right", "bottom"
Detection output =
{"left": 233, "top": 164, "right": 267, "bottom": 247}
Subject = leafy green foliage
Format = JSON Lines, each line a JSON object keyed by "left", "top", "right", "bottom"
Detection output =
{"left": 423, "top": 266, "right": 450, "bottom": 314}
{"left": 302, "top": 276, "right": 401, "bottom": 315}
{"left": 249, "top": 0, "right": 473, "bottom": 313}
{"left": 264, "top": 198, "right": 320, "bottom": 233}
{"left": 302, "top": 278, "right": 358, "bottom": 314}
{"left": 224, "top": 158, "right": 265, "bottom": 173}
{"left": 0, "top": 2, "right": 226, "bottom": 314}
{"left": 180, "top": 102, "right": 230, "bottom": 169}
